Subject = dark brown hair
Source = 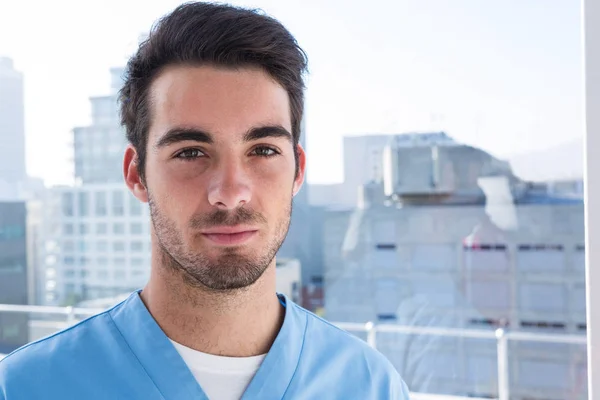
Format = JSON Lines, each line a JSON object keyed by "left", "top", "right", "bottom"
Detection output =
{"left": 119, "top": 2, "right": 308, "bottom": 183}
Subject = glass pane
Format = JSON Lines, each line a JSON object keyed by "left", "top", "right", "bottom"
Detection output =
{"left": 0, "top": 1, "right": 587, "bottom": 398}
{"left": 94, "top": 192, "right": 107, "bottom": 217}
{"left": 112, "top": 191, "right": 124, "bottom": 216}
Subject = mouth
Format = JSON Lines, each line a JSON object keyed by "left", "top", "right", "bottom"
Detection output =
{"left": 200, "top": 226, "right": 259, "bottom": 246}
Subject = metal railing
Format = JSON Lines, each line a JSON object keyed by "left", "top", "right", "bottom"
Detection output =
{"left": 336, "top": 322, "right": 588, "bottom": 400}
{"left": 0, "top": 304, "right": 589, "bottom": 400}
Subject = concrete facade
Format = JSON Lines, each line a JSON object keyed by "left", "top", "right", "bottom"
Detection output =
{"left": 323, "top": 138, "right": 587, "bottom": 399}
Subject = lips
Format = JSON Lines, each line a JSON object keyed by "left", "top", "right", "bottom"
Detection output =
{"left": 201, "top": 226, "right": 258, "bottom": 245}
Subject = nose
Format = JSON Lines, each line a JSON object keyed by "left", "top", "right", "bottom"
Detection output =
{"left": 207, "top": 159, "right": 252, "bottom": 210}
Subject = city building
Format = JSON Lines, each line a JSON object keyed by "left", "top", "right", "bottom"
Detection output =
{"left": 309, "top": 132, "right": 455, "bottom": 207}
{"left": 44, "top": 183, "right": 150, "bottom": 305}
{"left": 0, "top": 201, "right": 29, "bottom": 354}
{"left": 0, "top": 57, "right": 49, "bottom": 306}
{"left": 275, "top": 118, "right": 322, "bottom": 310}
{"left": 322, "top": 135, "right": 586, "bottom": 399}
{"left": 0, "top": 57, "right": 25, "bottom": 188}
{"left": 39, "top": 66, "right": 147, "bottom": 306}
{"left": 73, "top": 67, "right": 125, "bottom": 185}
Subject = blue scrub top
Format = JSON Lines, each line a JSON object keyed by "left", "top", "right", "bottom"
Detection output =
{"left": 0, "top": 291, "right": 409, "bottom": 399}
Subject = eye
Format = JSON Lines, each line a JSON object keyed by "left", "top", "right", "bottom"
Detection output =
{"left": 175, "top": 148, "right": 205, "bottom": 160}
{"left": 251, "top": 146, "right": 279, "bottom": 158}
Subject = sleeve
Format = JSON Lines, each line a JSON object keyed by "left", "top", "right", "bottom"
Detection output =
{"left": 0, "top": 359, "right": 9, "bottom": 400}
{"left": 391, "top": 372, "right": 411, "bottom": 399}
{"left": 0, "top": 356, "right": 30, "bottom": 400}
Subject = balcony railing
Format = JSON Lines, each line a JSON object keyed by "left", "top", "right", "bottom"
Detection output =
{"left": 0, "top": 304, "right": 588, "bottom": 400}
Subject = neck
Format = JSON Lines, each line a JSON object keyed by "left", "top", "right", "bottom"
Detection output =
{"left": 140, "top": 250, "right": 284, "bottom": 357}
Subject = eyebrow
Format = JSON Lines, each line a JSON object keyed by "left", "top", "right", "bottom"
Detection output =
{"left": 155, "top": 125, "right": 293, "bottom": 149}
{"left": 155, "top": 128, "right": 213, "bottom": 149}
{"left": 242, "top": 125, "right": 293, "bottom": 143}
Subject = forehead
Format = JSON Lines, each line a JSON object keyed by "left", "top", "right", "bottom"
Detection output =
{"left": 148, "top": 65, "right": 292, "bottom": 143}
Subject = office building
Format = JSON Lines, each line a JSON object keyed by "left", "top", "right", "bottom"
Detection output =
{"left": 322, "top": 136, "right": 586, "bottom": 399}
{"left": 0, "top": 57, "right": 26, "bottom": 186}
{"left": 0, "top": 202, "right": 29, "bottom": 354}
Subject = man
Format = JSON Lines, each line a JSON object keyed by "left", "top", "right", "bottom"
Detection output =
{"left": 0, "top": 3, "right": 409, "bottom": 399}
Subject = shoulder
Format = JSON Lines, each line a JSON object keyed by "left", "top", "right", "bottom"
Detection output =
{"left": 292, "top": 302, "right": 383, "bottom": 358}
{"left": 290, "top": 302, "right": 409, "bottom": 396}
{"left": 0, "top": 307, "right": 116, "bottom": 392}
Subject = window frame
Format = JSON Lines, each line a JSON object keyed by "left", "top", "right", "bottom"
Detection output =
{"left": 584, "top": 0, "right": 599, "bottom": 395}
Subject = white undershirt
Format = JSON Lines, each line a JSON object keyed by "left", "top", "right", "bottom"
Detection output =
{"left": 170, "top": 339, "right": 266, "bottom": 400}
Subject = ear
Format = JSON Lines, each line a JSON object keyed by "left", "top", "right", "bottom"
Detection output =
{"left": 292, "top": 144, "right": 306, "bottom": 197}
{"left": 124, "top": 145, "right": 149, "bottom": 203}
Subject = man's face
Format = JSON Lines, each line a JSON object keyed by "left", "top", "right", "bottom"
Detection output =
{"left": 137, "top": 65, "right": 304, "bottom": 291}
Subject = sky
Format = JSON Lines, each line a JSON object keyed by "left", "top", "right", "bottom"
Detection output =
{"left": 0, "top": 0, "right": 584, "bottom": 186}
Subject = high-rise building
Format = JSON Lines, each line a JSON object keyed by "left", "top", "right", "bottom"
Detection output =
{"left": 0, "top": 57, "right": 26, "bottom": 206}
{"left": 0, "top": 57, "right": 26, "bottom": 186}
{"left": 0, "top": 201, "right": 29, "bottom": 354}
{"left": 43, "top": 67, "right": 148, "bottom": 305}
{"left": 73, "top": 68, "right": 125, "bottom": 185}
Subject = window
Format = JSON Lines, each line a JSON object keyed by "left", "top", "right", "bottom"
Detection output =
{"left": 3, "top": 1, "right": 592, "bottom": 397}
{"left": 63, "top": 269, "right": 75, "bottom": 278}
{"left": 517, "top": 244, "right": 565, "bottom": 273}
{"left": 96, "top": 223, "right": 107, "bottom": 235}
{"left": 519, "top": 283, "right": 567, "bottom": 313}
{"left": 412, "top": 244, "right": 456, "bottom": 271}
{"left": 467, "top": 281, "right": 510, "bottom": 310}
{"left": 371, "top": 244, "right": 399, "bottom": 269}
{"left": 112, "top": 191, "right": 124, "bottom": 216}
{"left": 463, "top": 243, "right": 509, "bottom": 272}
{"left": 63, "top": 223, "right": 74, "bottom": 235}
{"left": 113, "top": 242, "right": 125, "bottom": 252}
{"left": 45, "top": 255, "right": 57, "bottom": 266}
{"left": 113, "top": 223, "right": 125, "bottom": 235}
{"left": 81, "top": 270, "right": 89, "bottom": 278}
{"left": 62, "top": 240, "right": 75, "bottom": 252}
{"left": 130, "top": 197, "right": 142, "bottom": 216}
{"left": 61, "top": 192, "right": 74, "bottom": 216}
{"left": 131, "top": 241, "right": 144, "bottom": 252}
{"left": 131, "top": 258, "right": 145, "bottom": 267}
{"left": 96, "top": 241, "right": 108, "bottom": 252}
{"left": 64, "top": 283, "right": 76, "bottom": 294}
{"left": 130, "top": 222, "right": 143, "bottom": 235}
{"left": 95, "top": 192, "right": 107, "bottom": 216}
{"left": 78, "top": 192, "right": 89, "bottom": 216}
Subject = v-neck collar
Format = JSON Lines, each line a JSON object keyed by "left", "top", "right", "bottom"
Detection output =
{"left": 109, "top": 291, "right": 306, "bottom": 400}
{"left": 109, "top": 291, "right": 209, "bottom": 399}
{"left": 241, "top": 294, "right": 306, "bottom": 400}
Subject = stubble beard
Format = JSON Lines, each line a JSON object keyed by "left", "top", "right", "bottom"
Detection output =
{"left": 148, "top": 194, "right": 292, "bottom": 292}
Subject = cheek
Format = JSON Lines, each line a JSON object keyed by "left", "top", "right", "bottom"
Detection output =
{"left": 253, "top": 158, "right": 295, "bottom": 185}
{"left": 254, "top": 169, "right": 294, "bottom": 202}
